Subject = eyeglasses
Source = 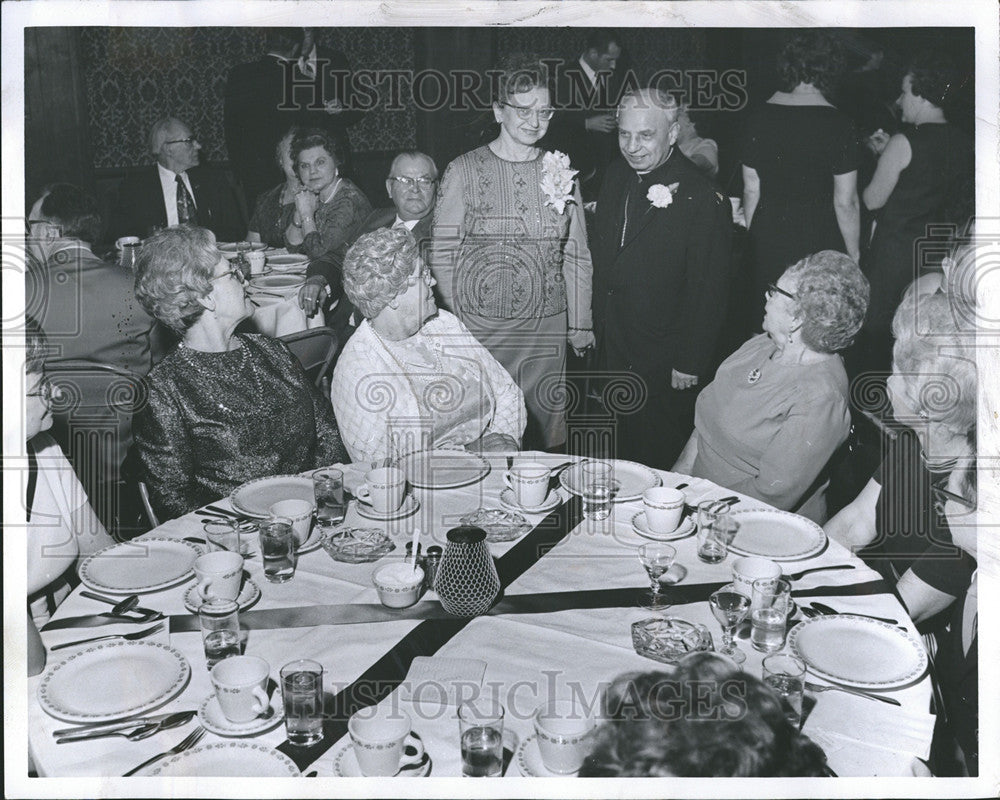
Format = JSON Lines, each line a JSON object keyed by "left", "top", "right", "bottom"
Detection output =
{"left": 501, "top": 103, "right": 555, "bottom": 122}
{"left": 406, "top": 267, "right": 435, "bottom": 287}
{"left": 390, "top": 176, "right": 436, "bottom": 190}
{"left": 165, "top": 136, "right": 199, "bottom": 146}
{"left": 212, "top": 267, "right": 248, "bottom": 285}
{"left": 27, "top": 219, "right": 62, "bottom": 236}
{"left": 27, "top": 378, "right": 59, "bottom": 405}
{"left": 766, "top": 282, "right": 796, "bottom": 301}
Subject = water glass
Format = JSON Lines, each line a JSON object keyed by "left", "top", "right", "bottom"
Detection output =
{"left": 751, "top": 578, "right": 792, "bottom": 653}
{"left": 259, "top": 517, "right": 296, "bottom": 583}
{"left": 199, "top": 598, "right": 241, "bottom": 668}
{"left": 280, "top": 659, "right": 325, "bottom": 746}
{"left": 313, "top": 469, "right": 346, "bottom": 525}
{"left": 762, "top": 653, "right": 806, "bottom": 728}
{"left": 581, "top": 460, "right": 613, "bottom": 521}
{"left": 204, "top": 519, "right": 250, "bottom": 556}
{"left": 458, "top": 698, "right": 505, "bottom": 777}
{"left": 697, "top": 513, "right": 740, "bottom": 564}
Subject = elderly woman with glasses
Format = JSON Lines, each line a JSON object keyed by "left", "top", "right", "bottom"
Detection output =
{"left": 133, "top": 226, "right": 347, "bottom": 520}
{"left": 674, "top": 251, "right": 869, "bottom": 522}
{"left": 428, "top": 54, "right": 593, "bottom": 450}
{"left": 331, "top": 227, "right": 525, "bottom": 463}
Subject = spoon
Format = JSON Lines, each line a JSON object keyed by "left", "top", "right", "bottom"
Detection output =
{"left": 57, "top": 722, "right": 162, "bottom": 745}
{"left": 79, "top": 591, "right": 140, "bottom": 615}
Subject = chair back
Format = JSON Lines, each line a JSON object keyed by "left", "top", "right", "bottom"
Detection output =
{"left": 279, "top": 327, "right": 339, "bottom": 390}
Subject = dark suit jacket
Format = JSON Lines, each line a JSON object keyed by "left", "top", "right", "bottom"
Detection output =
{"left": 224, "top": 47, "right": 365, "bottom": 206}
{"left": 592, "top": 151, "right": 733, "bottom": 391}
{"left": 112, "top": 164, "right": 247, "bottom": 242}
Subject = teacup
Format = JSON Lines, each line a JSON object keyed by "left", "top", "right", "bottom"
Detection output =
{"left": 731, "top": 556, "right": 782, "bottom": 600}
{"left": 211, "top": 655, "right": 271, "bottom": 723}
{"left": 503, "top": 461, "right": 551, "bottom": 508}
{"left": 642, "top": 487, "right": 685, "bottom": 534}
{"left": 533, "top": 699, "right": 597, "bottom": 774}
{"left": 355, "top": 467, "right": 407, "bottom": 514}
{"left": 348, "top": 706, "right": 425, "bottom": 776}
{"left": 246, "top": 249, "right": 266, "bottom": 275}
{"left": 268, "top": 498, "right": 315, "bottom": 547}
{"left": 194, "top": 551, "right": 244, "bottom": 601}
{"left": 115, "top": 236, "right": 141, "bottom": 270}
{"left": 373, "top": 562, "right": 425, "bottom": 609}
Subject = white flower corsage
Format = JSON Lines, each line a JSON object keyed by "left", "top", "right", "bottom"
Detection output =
{"left": 540, "top": 150, "right": 578, "bottom": 215}
{"left": 647, "top": 182, "right": 680, "bottom": 209}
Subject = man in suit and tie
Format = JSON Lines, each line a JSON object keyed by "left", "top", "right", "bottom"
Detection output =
{"left": 592, "top": 88, "right": 732, "bottom": 469}
{"left": 112, "top": 116, "right": 246, "bottom": 242}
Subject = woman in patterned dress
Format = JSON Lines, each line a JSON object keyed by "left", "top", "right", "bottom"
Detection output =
{"left": 429, "top": 55, "right": 594, "bottom": 450}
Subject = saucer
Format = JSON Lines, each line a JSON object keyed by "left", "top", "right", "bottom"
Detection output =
{"left": 499, "top": 487, "right": 561, "bottom": 514}
{"left": 631, "top": 512, "right": 696, "bottom": 542}
{"left": 515, "top": 734, "right": 573, "bottom": 777}
{"left": 296, "top": 527, "right": 325, "bottom": 554}
{"left": 197, "top": 690, "right": 284, "bottom": 737}
{"left": 355, "top": 494, "right": 420, "bottom": 522}
{"left": 330, "top": 736, "right": 432, "bottom": 777}
{"left": 183, "top": 577, "right": 261, "bottom": 613}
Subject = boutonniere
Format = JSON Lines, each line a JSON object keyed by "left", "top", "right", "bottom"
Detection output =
{"left": 540, "top": 151, "right": 578, "bottom": 215}
{"left": 647, "top": 182, "right": 680, "bottom": 209}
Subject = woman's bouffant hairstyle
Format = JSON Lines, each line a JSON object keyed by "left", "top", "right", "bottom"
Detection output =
{"left": 776, "top": 31, "right": 847, "bottom": 97}
{"left": 908, "top": 52, "right": 964, "bottom": 109}
{"left": 290, "top": 127, "right": 340, "bottom": 170}
{"left": 134, "top": 225, "right": 220, "bottom": 334}
{"left": 784, "top": 250, "right": 869, "bottom": 353}
{"left": 579, "top": 655, "right": 829, "bottom": 778}
{"left": 342, "top": 227, "right": 421, "bottom": 320}
{"left": 493, "top": 54, "right": 552, "bottom": 104}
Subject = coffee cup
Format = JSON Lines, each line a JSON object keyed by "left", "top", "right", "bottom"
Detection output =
{"left": 211, "top": 655, "right": 271, "bottom": 723}
{"left": 115, "top": 236, "right": 141, "bottom": 270}
{"left": 503, "top": 461, "right": 551, "bottom": 508}
{"left": 731, "top": 556, "right": 782, "bottom": 600}
{"left": 194, "top": 551, "right": 244, "bottom": 601}
{"left": 533, "top": 699, "right": 597, "bottom": 774}
{"left": 355, "top": 467, "right": 406, "bottom": 514}
{"left": 348, "top": 706, "right": 425, "bottom": 776}
{"left": 642, "top": 486, "right": 685, "bottom": 533}
{"left": 373, "top": 562, "right": 425, "bottom": 608}
{"left": 246, "top": 249, "right": 266, "bottom": 275}
{"left": 267, "top": 498, "right": 315, "bottom": 547}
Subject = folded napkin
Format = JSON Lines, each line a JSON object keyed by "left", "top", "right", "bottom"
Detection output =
{"left": 399, "top": 656, "right": 487, "bottom": 706}
{"left": 803, "top": 696, "right": 935, "bottom": 759}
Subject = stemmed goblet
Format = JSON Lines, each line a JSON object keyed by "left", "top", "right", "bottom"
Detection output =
{"left": 709, "top": 585, "right": 751, "bottom": 664}
{"left": 637, "top": 544, "right": 676, "bottom": 610}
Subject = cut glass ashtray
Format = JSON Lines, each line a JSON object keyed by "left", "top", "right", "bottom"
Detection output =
{"left": 631, "top": 617, "right": 714, "bottom": 665}
{"left": 321, "top": 527, "right": 396, "bottom": 563}
{"left": 459, "top": 508, "right": 531, "bottom": 543}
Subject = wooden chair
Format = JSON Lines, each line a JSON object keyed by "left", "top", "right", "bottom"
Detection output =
{"left": 280, "top": 327, "right": 340, "bottom": 392}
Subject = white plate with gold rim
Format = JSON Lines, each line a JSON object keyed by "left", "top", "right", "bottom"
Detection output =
{"left": 139, "top": 741, "right": 301, "bottom": 777}
{"left": 394, "top": 449, "right": 490, "bottom": 490}
{"left": 230, "top": 475, "right": 315, "bottom": 518}
{"left": 559, "top": 460, "right": 661, "bottom": 503}
{"left": 725, "top": 508, "right": 827, "bottom": 561}
{"left": 79, "top": 538, "right": 200, "bottom": 594}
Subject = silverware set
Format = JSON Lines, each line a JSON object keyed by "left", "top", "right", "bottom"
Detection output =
{"left": 51, "top": 622, "right": 165, "bottom": 651}
{"left": 79, "top": 591, "right": 163, "bottom": 622}
{"left": 55, "top": 710, "right": 197, "bottom": 744}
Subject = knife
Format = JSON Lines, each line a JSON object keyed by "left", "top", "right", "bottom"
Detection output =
{"left": 53, "top": 709, "right": 196, "bottom": 738}
{"left": 56, "top": 711, "right": 195, "bottom": 744}
{"left": 41, "top": 612, "right": 166, "bottom": 631}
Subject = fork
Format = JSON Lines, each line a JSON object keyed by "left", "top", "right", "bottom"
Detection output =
{"left": 804, "top": 681, "right": 901, "bottom": 706}
{"left": 51, "top": 622, "right": 165, "bottom": 651}
{"left": 123, "top": 726, "right": 205, "bottom": 777}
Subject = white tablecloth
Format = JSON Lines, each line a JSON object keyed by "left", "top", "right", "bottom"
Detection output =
{"left": 29, "top": 452, "right": 933, "bottom": 779}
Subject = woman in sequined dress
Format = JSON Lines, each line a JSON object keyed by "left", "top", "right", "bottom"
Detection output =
{"left": 429, "top": 55, "right": 593, "bottom": 450}
{"left": 134, "top": 226, "right": 347, "bottom": 520}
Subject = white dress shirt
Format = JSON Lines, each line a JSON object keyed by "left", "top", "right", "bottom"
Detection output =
{"left": 157, "top": 162, "right": 197, "bottom": 228}
{"left": 393, "top": 216, "right": 419, "bottom": 230}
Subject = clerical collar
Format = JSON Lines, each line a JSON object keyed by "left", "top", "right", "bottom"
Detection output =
{"left": 635, "top": 146, "right": 675, "bottom": 177}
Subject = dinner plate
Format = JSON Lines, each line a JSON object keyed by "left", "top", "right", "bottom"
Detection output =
{"left": 330, "top": 737, "right": 432, "bottom": 777}
{"left": 559, "top": 460, "right": 661, "bottom": 503}
{"left": 499, "top": 487, "right": 561, "bottom": 514}
{"left": 218, "top": 241, "right": 267, "bottom": 254}
{"left": 265, "top": 253, "right": 309, "bottom": 269}
{"left": 183, "top": 578, "right": 261, "bottom": 614}
{"left": 197, "top": 691, "right": 284, "bottom": 737}
{"left": 631, "top": 512, "right": 696, "bottom": 541}
{"left": 394, "top": 449, "right": 490, "bottom": 489}
{"left": 296, "top": 525, "right": 325, "bottom": 554}
{"left": 248, "top": 273, "right": 305, "bottom": 294}
{"left": 79, "top": 538, "right": 200, "bottom": 594}
{"left": 788, "top": 615, "right": 928, "bottom": 689}
{"left": 139, "top": 741, "right": 301, "bottom": 777}
{"left": 724, "top": 508, "right": 827, "bottom": 561}
{"left": 230, "top": 475, "right": 315, "bottom": 518}
{"left": 355, "top": 494, "right": 420, "bottom": 521}
{"left": 38, "top": 640, "right": 190, "bottom": 723}
{"left": 515, "top": 734, "right": 567, "bottom": 777}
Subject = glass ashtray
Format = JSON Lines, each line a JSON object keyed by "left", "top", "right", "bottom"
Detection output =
{"left": 320, "top": 527, "right": 396, "bottom": 563}
{"left": 459, "top": 508, "right": 531, "bottom": 543}
{"left": 631, "top": 617, "right": 714, "bottom": 665}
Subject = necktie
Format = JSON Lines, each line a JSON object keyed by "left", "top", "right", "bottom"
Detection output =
{"left": 176, "top": 174, "right": 198, "bottom": 225}
{"left": 621, "top": 172, "right": 644, "bottom": 247}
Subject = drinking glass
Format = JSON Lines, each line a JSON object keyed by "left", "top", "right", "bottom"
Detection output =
{"left": 458, "top": 698, "right": 505, "bottom": 777}
{"left": 709, "top": 586, "right": 751, "bottom": 664}
{"left": 259, "top": 517, "right": 296, "bottom": 583}
{"left": 762, "top": 653, "right": 806, "bottom": 728}
{"left": 581, "top": 460, "right": 613, "bottom": 521}
{"left": 280, "top": 659, "right": 325, "bottom": 746}
{"left": 698, "top": 511, "right": 739, "bottom": 564}
{"left": 199, "top": 598, "right": 241, "bottom": 668}
{"left": 313, "top": 469, "right": 346, "bottom": 525}
{"left": 750, "top": 578, "right": 792, "bottom": 653}
{"left": 637, "top": 543, "right": 676, "bottom": 610}
{"left": 204, "top": 519, "right": 247, "bottom": 555}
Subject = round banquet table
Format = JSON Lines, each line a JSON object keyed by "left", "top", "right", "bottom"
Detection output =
{"left": 29, "top": 452, "right": 935, "bottom": 779}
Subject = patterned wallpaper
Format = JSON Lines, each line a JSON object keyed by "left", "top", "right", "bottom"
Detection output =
{"left": 79, "top": 27, "right": 416, "bottom": 168}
